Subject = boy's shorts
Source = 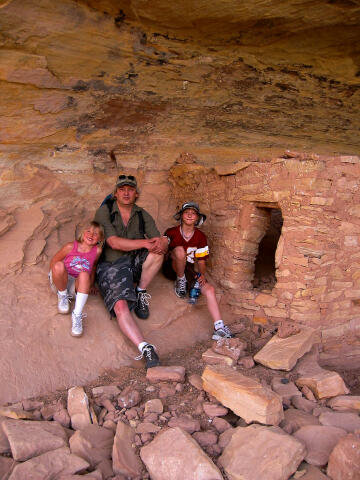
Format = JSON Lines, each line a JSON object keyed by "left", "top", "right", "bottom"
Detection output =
{"left": 48, "top": 271, "right": 76, "bottom": 296}
{"left": 96, "top": 249, "right": 148, "bottom": 315}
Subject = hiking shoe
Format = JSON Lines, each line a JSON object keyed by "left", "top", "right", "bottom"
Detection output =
{"left": 135, "top": 344, "right": 160, "bottom": 369}
{"left": 175, "top": 276, "right": 187, "bottom": 298}
{"left": 71, "top": 311, "right": 86, "bottom": 337}
{"left": 134, "top": 290, "right": 151, "bottom": 319}
{"left": 212, "top": 325, "right": 234, "bottom": 340}
{"left": 57, "top": 292, "right": 71, "bottom": 314}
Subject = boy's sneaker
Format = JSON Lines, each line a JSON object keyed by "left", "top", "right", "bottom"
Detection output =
{"left": 134, "top": 290, "right": 151, "bottom": 319}
{"left": 212, "top": 325, "right": 234, "bottom": 340}
{"left": 57, "top": 292, "right": 71, "bottom": 314}
{"left": 135, "top": 344, "right": 160, "bottom": 369}
{"left": 71, "top": 311, "right": 86, "bottom": 337}
{"left": 175, "top": 276, "right": 187, "bottom": 298}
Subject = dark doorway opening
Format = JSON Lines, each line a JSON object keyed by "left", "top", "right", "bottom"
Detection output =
{"left": 252, "top": 207, "right": 283, "bottom": 291}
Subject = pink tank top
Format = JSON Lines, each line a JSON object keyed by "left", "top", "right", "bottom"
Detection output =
{"left": 64, "top": 241, "right": 98, "bottom": 278}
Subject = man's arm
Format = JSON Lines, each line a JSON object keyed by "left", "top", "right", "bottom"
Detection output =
{"left": 106, "top": 236, "right": 156, "bottom": 252}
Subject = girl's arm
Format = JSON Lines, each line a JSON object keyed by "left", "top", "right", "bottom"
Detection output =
{"left": 49, "top": 242, "right": 74, "bottom": 270}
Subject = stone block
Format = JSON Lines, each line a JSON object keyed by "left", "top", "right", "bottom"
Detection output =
{"left": 254, "top": 293, "right": 277, "bottom": 307}
{"left": 212, "top": 338, "right": 247, "bottom": 361}
{"left": 146, "top": 366, "right": 185, "bottom": 383}
{"left": 254, "top": 327, "right": 316, "bottom": 371}
{"left": 202, "top": 348, "right": 235, "bottom": 367}
{"left": 8, "top": 446, "right": 89, "bottom": 480}
{"left": 69, "top": 424, "right": 114, "bottom": 468}
{"left": 2, "top": 419, "right": 68, "bottom": 462}
{"left": 263, "top": 307, "right": 287, "bottom": 318}
{"left": 327, "top": 395, "right": 360, "bottom": 412}
{"left": 219, "top": 425, "right": 305, "bottom": 480}
{"left": 67, "top": 387, "right": 92, "bottom": 431}
{"left": 140, "top": 427, "right": 223, "bottom": 480}
{"left": 202, "top": 365, "right": 283, "bottom": 425}
{"left": 112, "top": 421, "right": 142, "bottom": 477}
{"left": 168, "top": 416, "right": 200, "bottom": 434}
{"left": 327, "top": 431, "right": 360, "bottom": 480}
{"left": 280, "top": 408, "right": 320, "bottom": 434}
{"left": 295, "top": 369, "right": 349, "bottom": 399}
{"left": 319, "top": 411, "right": 360, "bottom": 432}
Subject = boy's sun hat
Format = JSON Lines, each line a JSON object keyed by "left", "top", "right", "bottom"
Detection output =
{"left": 174, "top": 201, "right": 207, "bottom": 226}
{"left": 116, "top": 174, "right": 138, "bottom": 190}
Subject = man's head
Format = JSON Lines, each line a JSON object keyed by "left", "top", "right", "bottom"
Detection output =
{"left": 114, "top": 174, "right": 138, "bottom": 206}
{"left": 174, "top": 201, "right": 206, "bottom": 226}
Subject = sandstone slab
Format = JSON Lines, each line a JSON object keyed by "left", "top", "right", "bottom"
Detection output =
{"left": 168, "top": 415, "right": 200, "bottom": 434}
{"left": 254, "top": 327, "right": 315, "bottom": 371}
{"left": 327, "top": 431, "right": 360, "bottom": 480}
{"left": 280, "top": 408, "right": 320, "bottom": 434}
{"left": 293, "top": 464, "right": 330, "bottom": 479}
{"left": 0, "top": 416, "right": 10, "bottom": 454}
{"left": 202, "top": 348, "right": 236, "bottom": 366}
{"left": 67, "top": 387, "right": 92, "bottom": 430}
{"left": 2, "top": 419, "right": 68, "bottom": 461}
{"left": 140, "top": 427, "right": 223, "bottom": 480}
{"left": 8, "top": 446, "right": 89, "bottom": 480}
{"left": 146, "top": 366, "right": 186, "bottom": 383}
{"left": 219, "top": 424, "right": 305, "bottom": 480}
{"left": 295, "top": 370, "right": 349, "bottom": 399}
{"left": 92, "top": 386, "right": 120, "bottom": 399}
{"left": 293, "top": 425, "right": 347, "bottom": 466}
{"left": 202, "top": 365, "right": 284, "bottom": 425}
{"left": 212, "top": 338, "right": 247, "bottom": 361}
{"left": 271, "top": 377, "right": 302, "bottom": 404}
{"left": 0, "top": 456, "right": 15, "bottom": 480}
{"left": 319, "top": 411, "right": 360, "bottom": 432}
{"left": 144, "top": 399, "right": 163, "bottom": 414}
{"left": 112, "top": 420, "right": 142, "bottom": 477}
{"left": 117, "top": 386, "right": 141, "bottom": 409}
{"left": 327, "top": 395, "right": 360, "bottom": 412}
{"left": 69, "top": 424, "right": 114, "bottom": 468}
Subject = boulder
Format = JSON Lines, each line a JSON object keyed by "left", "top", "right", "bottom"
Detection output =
{"left": 293, "top": 425, "right": 347, "bottom": 466}
{"left": 202, "top": 365, "right": 284, "bottom": 425}
{"left": 280, "top": 408, "right": 320, "bottom": 434}
{"left": 112, "top": 420, "right": 142, "bottom": 477}
{"left": 0, "top": 416, "right": 11, "bottom": 454}
{"left": 69, "top": 424, "right": 114, "bottom": 468}
{"left": 67, "top": 387, "right": 92, "bottom": 430}
{"left": 0, "top": 456, "right": 15, "bottom": 480}
{"left": 8, "top": 446, "right": 89, "bottom": 480}
{"left": 253, "top": 327, "right": 315, "bottom": 371}
{"left": 2, "top": 419, "right": 68, "bottom": 461}
{"left": 319, "top": 411, "right": 360, "bottom": 432}
{"left": 219, "top": 425, "right": 305, "bottom": 480}
{"left": 327, "top": 431, "right": 360, "bottom": 480}
{"left": 140, "top": 427, "right": 223, "bottom": 480}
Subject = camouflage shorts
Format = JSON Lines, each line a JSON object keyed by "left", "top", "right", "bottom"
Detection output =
{"left": 96, "top": 249, "right": 148, "bottom": 315}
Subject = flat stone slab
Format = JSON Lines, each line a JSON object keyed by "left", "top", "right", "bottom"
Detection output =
{"left": 202, "top": 348, "right": 235, "bottom": 367}
{"left": 327, "top": 432, "right": 360, "bottom": 479}
{"left": 67, "top": 387, "right": 92, "bottom": 430}
{"left": 254, "top": 327, "right": 315, "bottom": 371}
{"left": 202, "top": 365, "right": 284, "bottom": 425}
{"left": 295, "top": 369, "right": 349, "bottom": 399}
{"left": 146, "top": 366, "right": 185, "bottom": 383}
{"left": 219, "top": 425, "right": 305, "bottom": 480}
{"left": 2, "top": 419, "right": 68, "bottom": 461}
{"left": 327, "top": 395, "right": 360, "bottom": 412}
{"left": 140, "top": 427, "right": 223, "bottom": 480}
{"left": 112, "top": 420, "right": 142, "bottom": 477}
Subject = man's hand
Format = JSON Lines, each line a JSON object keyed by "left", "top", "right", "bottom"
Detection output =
{"left": 146, "top": 236, "right": 168, "bottom": 255}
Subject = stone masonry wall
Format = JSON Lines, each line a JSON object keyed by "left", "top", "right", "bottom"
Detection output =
{"left": 169, "top": 151, "right": 360, "bottom": 368}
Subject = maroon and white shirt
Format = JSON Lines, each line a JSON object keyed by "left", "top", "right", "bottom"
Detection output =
{"left": 164, "top": 225, "right": 209, "bottom": 264}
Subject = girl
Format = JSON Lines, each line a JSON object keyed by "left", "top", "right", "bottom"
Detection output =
{"left": 49, "top": 221, "right": 104, "bottom": 337}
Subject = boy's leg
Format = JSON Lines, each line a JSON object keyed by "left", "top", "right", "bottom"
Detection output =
{"left": 201, "top": 282, "right": 233, "bottom": 340}
{"left": 170, "top": 247, "right": 187, "bottom": 298}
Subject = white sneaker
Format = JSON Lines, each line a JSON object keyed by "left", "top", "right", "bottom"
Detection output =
{"left": 57, "top": 292, "right": 71, "bottom": 314}
{"left": 71, "top": 311, "right": 85, "bottom": 337}
{"left": 212, "top": 325, "right": 234, "bottom": 340}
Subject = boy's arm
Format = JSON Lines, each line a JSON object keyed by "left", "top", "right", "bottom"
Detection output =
{"left": 49, "top": 242, "right": 73, "bottom": 270}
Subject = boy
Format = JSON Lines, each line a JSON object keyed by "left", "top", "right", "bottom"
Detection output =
{"left": 163, "top": 201, "right": 233, "bottom": 340}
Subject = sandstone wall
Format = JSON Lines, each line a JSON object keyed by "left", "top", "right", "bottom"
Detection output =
{"left": 169, "top": 152, "right": 360, "bottom": 368}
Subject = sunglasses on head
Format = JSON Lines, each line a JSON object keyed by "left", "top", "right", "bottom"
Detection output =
{"left": 118, "top": 175, "right": 136, "bottom": 181}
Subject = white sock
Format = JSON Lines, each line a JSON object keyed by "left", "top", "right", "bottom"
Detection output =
{"left": 214, "top": 320, "right": 224, "bottom": 330}
{"left": 58, "top": 289, "right": 67, "bottom": 297}
{"left": 177, "top": 275, "right": 186, "bottom": 280}
{"left": 136, "top": 286, "right": 146, "bottom": 292}
{"left": 138, "top": 341, "right": 148, "bottom": 352}
{"left": 73, "top": 293, "right": 88, "bottom": 315}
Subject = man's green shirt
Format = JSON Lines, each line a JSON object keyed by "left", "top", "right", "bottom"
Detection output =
{"left": 94, "top": 201, "right": 160, "bottom": 263}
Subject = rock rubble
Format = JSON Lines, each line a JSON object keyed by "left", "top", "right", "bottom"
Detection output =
{"left": 0, "top": 320, "right": 359, "bottom": 479}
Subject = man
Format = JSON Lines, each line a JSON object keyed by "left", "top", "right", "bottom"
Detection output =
{"left": 94, "top": 174, "right": 168, "bottom": 368}
{"left": 163, "top": 201, "right": 233, "bottom": 340}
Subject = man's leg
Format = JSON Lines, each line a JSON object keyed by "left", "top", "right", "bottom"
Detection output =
{"left": 114, "top": 299, "right": 160, "bottom": 368}
{"left": 201, "top": 282, "right": 234, "bottom": 340}
{"left": 170, "top": 247, "right": 187, "bottom": 298}
{"left": 134, "top": 252, "right": 164, "bottom": 319}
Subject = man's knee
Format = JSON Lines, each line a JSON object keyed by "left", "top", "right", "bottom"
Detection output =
{"left": 114, "top": 299, "right": 129, "bottom": 316}
{"left": 146, "top": 252, "right": 164, "bottom": 266}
